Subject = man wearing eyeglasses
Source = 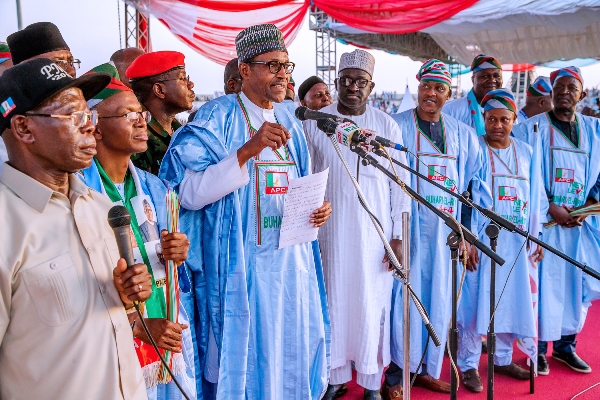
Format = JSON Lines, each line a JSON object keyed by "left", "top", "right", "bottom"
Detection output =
{"left": 159, "top": 24, "right": 331, "bottom": 400}
{"left": 7, "top": 22, "right": 80, "bottom": 78}
{"left": 126, "top": 51, "right": 196, "bottom": 175}
{"left": 79, "top": 62, "right": 196, "bottom": 400}
{"left": 303, "top": 49, "right": 411, "bottom": 400}
{"left": 0, "top": 58, "right": 153, "bottom": 399}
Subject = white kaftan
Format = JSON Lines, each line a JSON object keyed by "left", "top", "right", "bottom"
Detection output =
{"left": 303, "top": 103, "right": 411, "bottom": 378}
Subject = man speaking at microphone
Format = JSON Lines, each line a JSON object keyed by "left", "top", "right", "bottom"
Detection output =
{"left": 303, "top": 49, "right": 411, "bottom": 400}
{"left": 160, "top": 24, "right": 331, "bottom": 399}
{"left": 0, "top": 59, "right": 151, "bottom": 399}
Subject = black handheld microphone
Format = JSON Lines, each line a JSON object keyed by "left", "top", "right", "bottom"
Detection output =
{"left": 317, "top": 118, "right": 408, "bottom": 152}
{"left": 107, "top": 205, "right": 135, "bottom": 267}
{"left": 295, "top": 106, "right": 355, "bottom": 124}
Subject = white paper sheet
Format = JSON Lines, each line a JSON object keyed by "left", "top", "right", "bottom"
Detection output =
{"left": 278, "top": 168, "right": 329, "bottom": 249}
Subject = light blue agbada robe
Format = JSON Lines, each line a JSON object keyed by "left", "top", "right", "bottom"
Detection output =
{"left": 443, "top": 90, "right": 486, "bottom": 136}
{"left": 512, "top": 112, "right": 600, "bottom": 341}
{"left": 389, "top": 109, "right": 491, "bottom": 379}
{"left": 457, "top": 136, "right": 548, "bottom": 368}
{"left": 79, "top": 161, "right": 197, "bottom": 400}
{"left": 159, "top": 94, "right": 330, "bottom": 400}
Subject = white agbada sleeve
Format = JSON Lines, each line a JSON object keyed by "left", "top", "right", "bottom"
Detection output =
{"left": 179, "top": 152, "right": 250, "bottom": 210}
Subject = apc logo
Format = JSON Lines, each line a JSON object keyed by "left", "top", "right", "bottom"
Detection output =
{"left": 265, "top": 171, "right": 289, "bottom": 194}
{"left": 427, "top": 165, "right": 446, "bottom": 181}
{"left": 40, "top": 63, "right": 69, "bottom": 81}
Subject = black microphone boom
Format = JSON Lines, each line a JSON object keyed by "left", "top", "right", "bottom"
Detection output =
{"left": 107, "top": 205, "right": 135, "bottom": 267}
{"left": 295, "top": 106, "right": 355, "bottom": 124}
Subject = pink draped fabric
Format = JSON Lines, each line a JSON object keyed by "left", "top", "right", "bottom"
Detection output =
{"left": 312, "top": 0, "right": 478, "bottom": 34}
{"left": 139, "top": 0, "right": 477, "bottom": 65}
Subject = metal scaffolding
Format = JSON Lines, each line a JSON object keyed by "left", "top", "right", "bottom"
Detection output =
{"left": 309, "top": 7, "right": 337, "bottom": 90}
{"left": 124, "top": 2, "right": 151, "bottom": 51}
{"left": 510, "top": 70, "right": 535, "bottom": 109}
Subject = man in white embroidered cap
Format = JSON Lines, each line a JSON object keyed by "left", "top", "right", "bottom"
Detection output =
{"left": 159, "top": 23, "right": 331, "bottom": 399}
{"left": 303, "top": 49, "right": 412, "bottom": 400}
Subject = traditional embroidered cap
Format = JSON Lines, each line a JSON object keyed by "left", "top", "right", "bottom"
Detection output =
{"left": 85, "top": 62, "right": 132, "bottom": 109}
{"left": 550, "top": 66, "right": 583, "bottom": 86}
{"left": 7, "top": 22, "right": 70, "bottom": 65}
{"left": 339, "top": 49, "right": 375, "bottom": 77}
{"left": 0, "top": 58, "right": 110, "bottom": 132}
{"left": 126, "top": 51, "right": 185, "bottom": 81}
{"left": 481, "top": 88, "right": 517, "bottom": 113}
{"left": 298, "top": 76, "right": 325, "bottom": 101}
{"left": 416, "top": 59, "right": 452, "bottom": 87}
{"left": 0, "top": 42, "right": 10, "bottom": 64}
{"left": 235, "top": 24, "right": 287, "bottom": 63}
{"left": 470, "top": 54, "right": 501, "bottom": 73}
{"left": 527, "top": 76, "right": 552, "bottom": 97}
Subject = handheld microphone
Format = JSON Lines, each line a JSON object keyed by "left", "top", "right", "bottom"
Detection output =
{"left": 295, "top": 106, "right": 355, "bottom": 124}
{"left": 107, "top": 205, "right": 135, "bottom": 267}
{"left": 316, "top": 118, "right": 407, "bottom": 152}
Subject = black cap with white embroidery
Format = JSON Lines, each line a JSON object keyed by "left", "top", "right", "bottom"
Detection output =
{"left": 0, "top": 58, "right": 110, "bottom": 133}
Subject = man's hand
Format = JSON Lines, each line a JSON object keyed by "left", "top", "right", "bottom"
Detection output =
{"left": 531, "top": 244, "right": 544, "bottom": 263}
{"left": 310, "top": 200, "right": 332, "bottom": 227}
{"left": 237, "top": 122, "right": 291, "bottom": 166}
{"left": 548, "top": 203, "right": 577, "bottom": 228}
{"left": 113, "top": 259, "right": 152, "bottom": 308}
{"left": 132, "top": 317, "right": 188, "bottom": 353}
{"left": 466, "top": 245, "right": 479, "bottom": 272}
{"left": 160, "top": 230, "right": 190, "bottom": 266}
{"left": 385, "top": 238, "right": 403, "bottom": 270}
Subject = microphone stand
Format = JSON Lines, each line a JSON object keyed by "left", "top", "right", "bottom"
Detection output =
{"left": 485, "top": 223, "right": 500, "bottom": 400}
{"left": 348, "top": 144, "right": 504, "bottom": 400}
{"left": 376, "top": 147, "right": 600, "bottom": 281}
{"left": 325, "top": 134, "right": 443, "bottom": 349}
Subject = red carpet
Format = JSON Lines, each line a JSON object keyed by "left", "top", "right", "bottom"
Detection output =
{"left": 345, "top": 301, "right": 600, "bottom": 399}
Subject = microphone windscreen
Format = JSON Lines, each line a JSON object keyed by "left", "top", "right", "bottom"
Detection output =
{"left": 295, "top": 106, "right": 308, "bottom": 121}
{"left": 108, "top": 205, "right": 131, "bottom": 228}
{"left": 317, "top": 118, "right": 337, "bottom": 134}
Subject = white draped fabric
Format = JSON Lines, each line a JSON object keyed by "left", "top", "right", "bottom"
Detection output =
{"left": 423, "top": 0, "right": 600, "bottom": 64}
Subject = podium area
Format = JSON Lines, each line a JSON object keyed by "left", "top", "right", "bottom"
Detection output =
{"left": 345, "top": 301, "right": 600, "bottom": 399}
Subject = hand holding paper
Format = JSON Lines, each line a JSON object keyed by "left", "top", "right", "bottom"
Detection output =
{"left": 278, "top": 168, "right": 330, "bottom": 248}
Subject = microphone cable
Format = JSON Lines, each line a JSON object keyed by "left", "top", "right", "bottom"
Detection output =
{"left": 133, "top": 303, "right": 191, "bottom": 400}
{"left": 357, "top": 145, "right": 442, "bottom": 387}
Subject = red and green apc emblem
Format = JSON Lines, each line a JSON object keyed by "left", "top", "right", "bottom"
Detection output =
{"left": 555, "top": 168, "right": 574, "bottom": 183}
{"left": 498, "top": 186, "right": 517, "bottom": 201}
{"left": 427, "top": 165, "right": 446, "bottom": 181}
{"left": 265, "top": 171, "right": 289, "bottom": 194}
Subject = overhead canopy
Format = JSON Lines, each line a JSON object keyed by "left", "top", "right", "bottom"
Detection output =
{"left": 125, "top": 0, "right": 600, "bottom": 66}
{"left": 422, "top": 0, "right": 600, "bottom": 65}
{"left": 124, "top": 0, "right": 475, "bottom": 65}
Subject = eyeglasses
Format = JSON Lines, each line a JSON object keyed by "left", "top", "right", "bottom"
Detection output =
{"left": 157, "top": 75, "right": 191, "bottom": 84}
{"left": 24, "top": 110, "right": 98, "bottom": 128}
{"left": 246, "top": 61, "right": 295, "bottom": 75}
{"left": 98, "top": 111, "right": 151, "bottom": 124}
{"left": 337, "top": 77, "right": 372, "bottom": 88}
{"left": 53, "top": 58, "right": 81, "bottom": 70}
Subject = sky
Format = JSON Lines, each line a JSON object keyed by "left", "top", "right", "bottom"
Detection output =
{"left": 2, "top": 0, "right": 600, "bottom": 97}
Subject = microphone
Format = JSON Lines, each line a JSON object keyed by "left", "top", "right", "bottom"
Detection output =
{"left": 316, "top": 118, "right": 407, "bottom": 152}
{"left": 107, "top": 205, "right": 135, "bottom": 267}
{"left": 295, "top": 106, "right": 355, "bottom": 124}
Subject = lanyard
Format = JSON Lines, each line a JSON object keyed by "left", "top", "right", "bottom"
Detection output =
{"left": 237, "top": 94, "right": 290, "bottom": 161}
{"left": 95, "top": 159, "right": 166, "bottom": 318}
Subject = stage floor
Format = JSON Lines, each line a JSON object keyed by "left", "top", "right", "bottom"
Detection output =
{"left": 345, "top": 301, "right": 600, "bottom": 399}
